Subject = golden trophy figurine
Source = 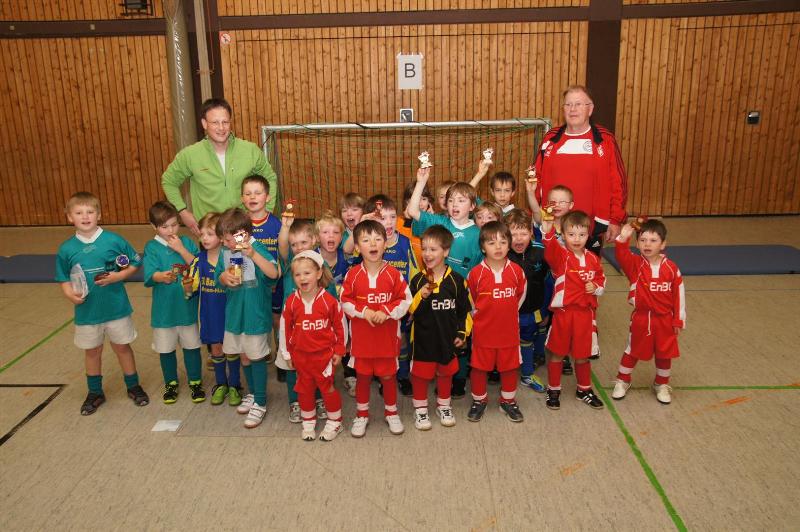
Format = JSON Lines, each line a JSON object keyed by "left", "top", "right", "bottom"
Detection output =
{"left": 425, "top": 270, "right": 438, "bottom": 292}
{"left": 630, "top": 215, "right": 649, "bottom": 231}
{"left": 233, "top": 229, "right": 249, "bottom": 250}
{"left": 418, "top": 151, "right": 433, "bottom": 168}
{"left": 526, "top": 165, "right": 537, "bottom": 185}
{"left": 482, "top": 147, "right": 494, "bottom": 163}
{"left": 282, "top": 198, "right": 296, "bottom": 219}
{"left": 541, "top": 201, "right": 556, "bottom": 222}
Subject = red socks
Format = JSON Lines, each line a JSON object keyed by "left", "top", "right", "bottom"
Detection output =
{"left": 575, "top": 360, "right": 592, "bottom": 390}
{"left": 470, "top": 369, "right": 487, "bottom": 400}
{"left": 355, "top": 373, "right": 371, "bottom": 417}
{"left": 547, "top": 360, "right": 563, "bottom": 389}
{"left": 655, "top": 358, "right": 672, "bottom": 385}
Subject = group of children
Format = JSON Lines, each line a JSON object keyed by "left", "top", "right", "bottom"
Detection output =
{"left": 56, "top": 154, "right": 686, "bottom": 442}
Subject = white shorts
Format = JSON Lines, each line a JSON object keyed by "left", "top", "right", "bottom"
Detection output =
{"left": 223, "top": 331, "right": 270, "bottom": 361}
{"left": 151, "top": 324, "right": 202, "bottom": 353}
{"left": 74, "top": 315, "right": 137, "bottom": 350}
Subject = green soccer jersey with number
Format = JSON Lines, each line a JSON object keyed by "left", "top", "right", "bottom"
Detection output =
{"left": 143, "top": 236, "right": 200, "bottom": 328}
{"left": 55, "top": 228, "right": 142, "bottom": 326}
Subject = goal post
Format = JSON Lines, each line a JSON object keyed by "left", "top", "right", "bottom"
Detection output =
{"left": 261, "top": 118, "right": 552, "bottom": 218}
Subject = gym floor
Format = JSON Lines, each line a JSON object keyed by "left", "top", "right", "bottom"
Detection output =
{"left": 1, "top": 216, "right": 799, "bottom": 530}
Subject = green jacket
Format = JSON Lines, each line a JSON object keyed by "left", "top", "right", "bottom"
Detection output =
{"left": 161, "top": 134, "right": 277, "bottom": 220}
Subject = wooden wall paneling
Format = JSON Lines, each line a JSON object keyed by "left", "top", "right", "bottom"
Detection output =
{"left": 738, "top": 16, "right": 761, "bottom": 213}
{"left": 756, "top": 13, "right": 780, "bottom": 213}
{"left": 0, "top": 0, "right": 163, "bottom": 20}
{"left": 692, "top": 18, "right": 712, "bottom": 214}
{"left": 719, "top": 15, "right": 741, "bottom": 214}
{"left": 765, "top": 14, "right": 788, "bottom": 212}
{"left": 706, "top": 16, "right": 729, "bottom": 215}
{"left": 3, "top": 40, "right": 25, "bottom": 224}
{"left": 627, "top": 19, "right": 643, "bottom": 214}
{"left": 138, "top": 36, "right": 159, "bottom": 213}
{"left": 782, "top": 15, "right": 800, "bottom": 212}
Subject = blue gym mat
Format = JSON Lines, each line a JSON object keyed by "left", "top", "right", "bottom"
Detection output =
{"left": 602, "top": 245, "right": 800, "bottom": 275}
{"left": 0, "top": 254, "right": 144, "bottom": 283}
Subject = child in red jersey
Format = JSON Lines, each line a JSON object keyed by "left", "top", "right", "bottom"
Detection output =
{"left": 279, "top": 250, "right": 348, "bottom": 441}
{"left": 466, "top": 221, "right": 527, "bottom": 423}
{"left": 541, "top": 210, "right": 606, "bottom": 410}
{"left": 611, "top": 219, "right": 685, "bottom": 404}
{"left": 340, "top": 220, "right": 412, "bottom": 438}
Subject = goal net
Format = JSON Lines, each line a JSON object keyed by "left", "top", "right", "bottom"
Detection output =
{"left": 261, "top": 119, "right": 551, "bottom": 218}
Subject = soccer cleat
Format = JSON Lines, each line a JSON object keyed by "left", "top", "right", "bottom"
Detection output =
{"left": 467, "top": 400, "right": 488, "bottom": 422}
{"left": 385, "top": 414, "right": 405, "bottom": 435}
{"left": 398, "top": 378, "right": 413, "bottom": 397}
{"left": 244, "top": 404, "right": 267, "bottom": 428}
{"left": 521, "top": 374, "right": 546, "bottom": 393}
{"left": 576, "top": 388, "right": 605, "bottom": 409}
{"left": 350, "top": 416, "right": 369, "bottom": 438}
{"left": 611, "top": 379, "right": 631, "bottom": 400}
{"left": 189, "top": 381, "right": 206, "bottom": 403}
{"left": 436, "top": 405, "right": 456, "bottom": 427}
{"left": 319, "top": 420, "right": 343, "bottom": 441}
{"left": 562, "top": 358, "right": 574, "bottom": 375}
{"left": 236, "top": 393, "right": 254, "bottom": 414}
{"left": 499, "top": 401, "right": 524, "bottom": 422}
{"left": 315, "top": 398, "right": 328, "bottom": 420}
{"left": 301, "top": 420, "right": 316, "bottom": 441}
{"left": 162, "top": 381, "right": 179, "bottom": 404}
{"left": 414, "top": 409, "right": 432, "bottom": 431}
{"left": 127, "top": 385, "right": 149, "bottom": 406}
{"left": 545, "top": 387, "right": 561, "bottom": 410}
{"left": 451, "top": 378, "right": 466, "bottom": 399}
{"left": 653, "top": 383, "right": 673, "bottom": 404}
{"left": 343, "top": 376, "right": 357, "bottom": 398}
{"left": 210, "top": 384, "right": 229, "bottom": 405}
{"left": 228, "top": 386, "right": 242, "bottom": 407}
{"left": 80, "top": 392, "right": 106, "bottom": 415}
{"left": 288, "top": 401, "right": 302, "bottom": 423}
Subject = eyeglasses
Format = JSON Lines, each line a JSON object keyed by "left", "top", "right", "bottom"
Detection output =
{"left": 206, "top": 120, "right": 231, "bottom": 127}
{"left": 551, "top": 200, "right": 571, "bottom": 205}
{"left": 563, "top": 102, "right": 592, "bottom": 109}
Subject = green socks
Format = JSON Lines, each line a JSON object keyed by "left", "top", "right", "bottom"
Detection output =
{"left": 123, "top": 372, "right": 140, "bottom": 389}
{"left": 87, "top": 374, "right": 103, "bottom": 395}
{"left": 183, "top": 347, "right": 202, "bottom": 382}
{"left": 159, "top": 351, "right": 178, "bottom": 384}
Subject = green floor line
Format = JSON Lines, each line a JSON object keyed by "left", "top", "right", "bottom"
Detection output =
{"left": 592, "top": 372, "right": 687, "bottom": 532}
{"left": 0, "top": 318, "right": 73, "bottom": 374}
{"left": 602, "top": 385, "right": 800, "bottom": 391}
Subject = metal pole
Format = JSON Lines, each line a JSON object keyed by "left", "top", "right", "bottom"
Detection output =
{"left": 164, "top": 0, "right": 197, "bottom": 151}
{"left": 193, "top": 0, "right": 212, "bottom": 102}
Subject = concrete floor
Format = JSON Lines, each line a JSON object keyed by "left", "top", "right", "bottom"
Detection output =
{"left": 1, "top": 216, "right": 799, "bottom": 530}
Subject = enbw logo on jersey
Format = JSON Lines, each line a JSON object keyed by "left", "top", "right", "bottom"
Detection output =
{"left": 578, "top": 271, "right": 596, "bottom": 281}
{"left": 431, "top": 299, "right": 456, "bottom": 310}
{"left": 492, "top": 287, "right": 516, "bottom": 299}
{"left": 368, "top": 293, "right": 391, "bottom": 304}
{"left": 649, "top": 281, "right": 672, "bottom": 292}
{"left": 302, "top": 319, "right": 330, "bottom": 331}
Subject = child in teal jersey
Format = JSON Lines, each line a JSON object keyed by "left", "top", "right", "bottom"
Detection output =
{"left": 216, "top": 207, "right": 280, "bottom": 428}
{"left": 144, "top": 201, "right": 204, "bottom": 404}
{"left": 55, "top": 192, "right": 149, "bottom": 415}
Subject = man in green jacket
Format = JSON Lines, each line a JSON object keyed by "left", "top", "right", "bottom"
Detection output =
{"left": 162, "top": 98, "right": 277, "bottom": 236}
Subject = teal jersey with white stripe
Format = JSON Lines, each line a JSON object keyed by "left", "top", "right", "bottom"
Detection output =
{"left": 216, "top": 241, "right": 277, "bottom": 335}
{"left": 143, "top": 236, "right": 200, "bottom": 328}
{"left": 412, "top": 212, "right": 483, "bottom": 278}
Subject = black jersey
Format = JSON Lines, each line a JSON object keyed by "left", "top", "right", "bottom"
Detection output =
{"left": 508, "top": 242, "right": 549, "bottom": 314}
{"left": 408, "top": 267, "right": 472, "bottom": 364}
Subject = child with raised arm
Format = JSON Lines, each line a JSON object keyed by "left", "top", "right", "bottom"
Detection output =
{"left": 193, "top": 213, "right": 241, "bottom": 406}
{"left": 56, "top": 192, "right": 148, "bottom": 415}
{"left": 279, "top": 251, "right": 348, "bottom": 441}
{"left": 470, "top": 160, "right": 519, "bottom": 214}
{"left": 611, "top": 219, "right": 685, "bottom": 404}
{"left": 399, "top": 181, "right": 434, "bottom": 267}
{"left": 540, "top": 210, "right": 606, "bottom": 410}
{"left": 408, "top": 225, "right": 472, "bottom": 429}
{"left": 466, "top": 221, "right": 527, "bottom": 422}
{"left": 340, "top": 220, "right": 412, "bottom": 438}
{"left": 144, "top": 201, "right": 204, "bottom": 404}
{"left": 216, "top": 208, "right": 280, "bottom": 428}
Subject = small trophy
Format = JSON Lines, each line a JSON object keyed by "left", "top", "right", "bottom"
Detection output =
{"left": 374, "top": 199, "right": 384, "bottom": 212}
{"left": 418, "top": 151, "right": 433, "bottom": 168}
{"left": 282, "top": 198, "right": 296, "bottom": 219}
{"left": 115, "top": 254, "right": 130, "bottom": 270}
{"left": 482, "top": 147, "right": 494, "bottom": 163}
{"left": 229, "top": 255, "right": 244, "bottom": 285}
{"left": 526, "top": 165, "right": 537, "bottom": 184}
{"left": 233, "top": 229, "right": 249, "bottom": 250}
{"left": 425, "top": 270, "right": 438, "bottom": 292}
{"left": 171, "top": 263, "right": 193, "bottom": 297}
{"left": 69, "top": 263, "right": 89, "bottom": 298}
{"left": 630, "top": 215, "right": 649, "bottom": 231}
{"left": 541, "top": 201, "right": 556, "bottom": 222}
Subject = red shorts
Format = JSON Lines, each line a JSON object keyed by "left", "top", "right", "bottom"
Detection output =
{"left": 625, "top": 311, "right": 680, "bottom": 360}
{"left": 292, "top": 351, "right": 335, "bottom": 394}
{"left": 545, "top": 307, "right": 598, "bottom": 359}
{"left": 470, "top": 345, "right": 521, "bottom": 372}
{"left": 348, "top": 356, "right": 398, "bottom": 377}
{"left": 410, "top": 358, "right": 459, "bottom": 380}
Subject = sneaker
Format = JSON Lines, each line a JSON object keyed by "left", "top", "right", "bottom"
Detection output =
{"left": 436, "top": 405, "right": 456, "bottom": 427}
{"left": 228, "top": 386, "right": 243, "bottom": 407}
{"left": 236, "top": 393, "right": 254, "bottom": 414}
{"left": 611, "top": 379, "right": 631, "bottom": 400}
{"left": 244, "top": 403, "right": 267, "bottom": 428}
{"left": 499, "top": 401, "right": 524, "bottom": 422}
{"left": 452, "top": 378, "right": 466, "bottom": 399}
{"left": 319, "top": 420, "right": 343, "bottom": 441}
{"left": 163, "top": 381, "right": 179, "bottom": 404}
{"left": 301, "top": 419, "right": 316, "bottom": 441}
{"left": 189, "top": 381, "right": 206, "bottom": 403}
{"left": 343, "top": 376, "right": 357, "bottom": 398}
{"left": 350, "top": 416, "right": 369, "bottom": 438}
{"left": 80, "top": 392, "right": 106, "bottom": 415}
{"left": 127, "top": 385, "right": 149, "bottom": 406}
{"left": 315, "top": 398, "right": 328, "bottom": 420}
{"left": 653, "top": 383, "right": 673, "bottom": 404}
{"left": 385, "top": 414, "right": 405, "bottom": 435}
{"left": 576, "top": 388, "right": 605, "bottom": 409}
{"left": 521, "top": 374, "right": 546, "bottom": 393}
{"left": 467, "top": 400, "right": 488, "bottom": 422}
{"left": 545, "top": 387, "right": 561, "bottom": 410}
{"left": 210, "top": 384, "right": 229, "bottom": 405}
{"left": 398, "top": 378, "right": 413, "bottom": 397}
{"left": 414, "top": 409, "right": 432, "bottom": 431}
{"left": 562, "top": 358, "right": 574, "bottom": 375}
{"left": 288, "top": 401, "right": 302, "bottom": 423}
